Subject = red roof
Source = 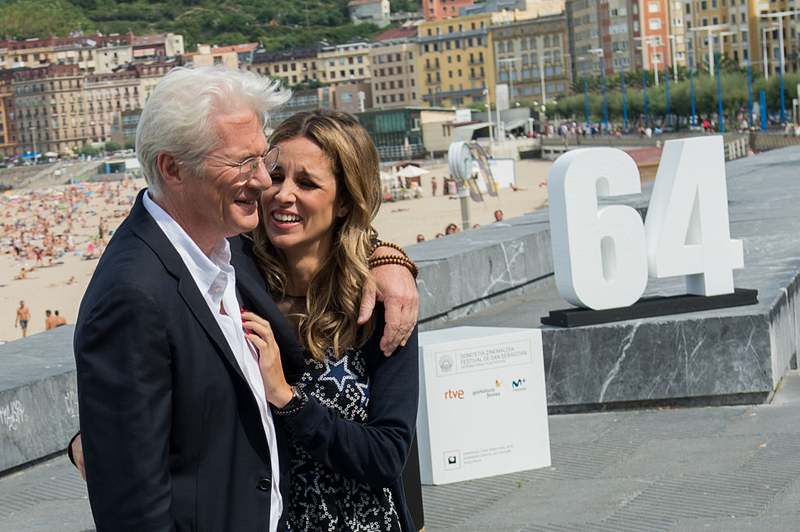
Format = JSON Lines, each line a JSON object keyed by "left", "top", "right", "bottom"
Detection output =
{"left": 373, "top": 26, "right": 418, "bottom": 41}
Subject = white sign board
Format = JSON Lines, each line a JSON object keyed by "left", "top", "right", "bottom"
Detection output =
{"left": 471, "top": 158, "right": 516, "bottom": 191}
{"left": 416, "top": 327, "right": 550, "bottom": 485}
{"left": 455, "top": 109, "right": 472, "bottom": 123}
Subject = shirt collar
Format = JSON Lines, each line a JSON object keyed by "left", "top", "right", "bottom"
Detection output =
{"left": 143, "top": 190, "right": 233, "bottom": 299}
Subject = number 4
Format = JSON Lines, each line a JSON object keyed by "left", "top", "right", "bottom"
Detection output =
{"left": 644, "top": 136, "right": 743, "bottom": 296}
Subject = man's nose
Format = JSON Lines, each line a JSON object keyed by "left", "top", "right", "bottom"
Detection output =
{"left": 248, "top": 159, "right": 272, "bottom": 189}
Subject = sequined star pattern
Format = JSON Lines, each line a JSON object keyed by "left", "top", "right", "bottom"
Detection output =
{"left": 285, "top": 346, "right": 402, "bottom": 532}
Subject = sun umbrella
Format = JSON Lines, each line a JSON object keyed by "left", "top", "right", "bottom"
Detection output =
{"left": 396, "top": 165, "right": 430, "bottom": 178}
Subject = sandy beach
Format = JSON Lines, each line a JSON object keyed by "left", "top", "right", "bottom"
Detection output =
{"left": 0, "top": 158, "right": 552, "bottom": 343}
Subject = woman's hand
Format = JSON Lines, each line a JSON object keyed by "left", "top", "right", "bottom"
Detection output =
{"left": 242, "top": 310, "right": 295, "bottom": 408}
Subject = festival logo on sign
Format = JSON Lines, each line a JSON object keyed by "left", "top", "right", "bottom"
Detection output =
{"left": 444, "top": 450, "right": 461, "bottom": 470}
{"left": 437, "top": 353, "right": 456, "bottom": 376}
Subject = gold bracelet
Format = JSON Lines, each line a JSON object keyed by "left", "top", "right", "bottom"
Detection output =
{"left": 370, "top": 241, "right": 409, "bottom": 258}
{"left": 368, "top": 254, "right": 419, "bottom": 279}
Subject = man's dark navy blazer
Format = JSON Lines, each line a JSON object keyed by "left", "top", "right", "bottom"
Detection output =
{"left": 75, "top": 189, "right": 304, "bottom": 531}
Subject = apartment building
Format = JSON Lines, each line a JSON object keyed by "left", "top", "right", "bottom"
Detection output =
{"left": 423, "top": 0, "right": 476, "bottom": 21}
{"left": 348, "top": 0, "right": 391, "bottom": 26}
{"left": 603, "top": 0, "right": 638, "bottom": 73}
{"left": 91, "top": 34, "right": 135, "bottom": 73}
{"left": 132, "top": 33, "right": 185, "bottom": 63}
{"left": 128, "top": 61, "right": 182, "bottom": 104}
{"left": 417, "top": 13, "right": 496, "bottom": 107}
{"left": 492, "top": 12, "right": 571, "bottom": 103}
{"left": 0, "top": 38, "right": 55, "bottom": 70}
{"left": 684, "top": 0, "right": 798, "bottom": 76}
{"left": 0, "top": 32, "right": 183, "bottom": 75}
{"left": 567, "top": 0, "right": 604, "bottom": 76}
{"left": 318, "top": 40, "right": 372, "bottom": 87}
{"left": 369, "top": 26, "right": 420, "bottom": 108}
{"left": 0, "top": 70, "right": 17, "bottom": 158}
{"left": 13, "top": 65, "right": 88, "bottom": 157}
{"left": 334, "top": 83, "right": 373, "bottom": 113}
{"left": 184, "top": 43, "right": 258, "bottom": 68}
{"left": 247, "top": 46, "right": 320, "bottom": 86}
{"left": 265, "top": 88, "right": 332, "bottom": 128}
{"left": 84, "top": 70, "right": 144, "bottom": 145}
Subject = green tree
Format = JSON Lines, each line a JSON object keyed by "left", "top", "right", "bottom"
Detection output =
{"left": 80, "top": 144, "right": 100, "bottom": 156}
{"left": 123, "top": 137, "right": 136, "bottom": 150}
{"left": 105, "top": 141, "right": 122, "bottom": 152}
{"left": 0, "top": 0, "right": 93, "bottom": 39}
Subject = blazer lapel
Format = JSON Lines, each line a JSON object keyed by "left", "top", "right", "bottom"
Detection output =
{"left": 127, "top": 190, "right": 248, "bottom": 384}
{"left": 229, "top": 235, "right": 306, "bottom": 383}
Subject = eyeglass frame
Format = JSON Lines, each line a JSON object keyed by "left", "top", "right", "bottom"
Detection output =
{"left": 201, "top": 145, "right": 281, "bottom": 180}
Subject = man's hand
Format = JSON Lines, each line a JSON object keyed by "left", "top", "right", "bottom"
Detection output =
{"left": 71, "top": 434, "right": 87, "bottom": 481}
{"left": 359, "top": 245, "right": 419, "bottom": 357}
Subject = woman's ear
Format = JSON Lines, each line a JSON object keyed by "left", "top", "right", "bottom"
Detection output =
{"left": 337, "top": 200, "right": 350, "bottom": 218}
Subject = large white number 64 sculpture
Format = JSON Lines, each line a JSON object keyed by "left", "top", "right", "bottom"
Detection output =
{"left": 548, "top": 136, "right": 744, "bottom": 311}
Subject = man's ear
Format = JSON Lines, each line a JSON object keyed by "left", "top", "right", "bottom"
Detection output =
{"left": 157, "top": 151, "right": 185, "bottom": 191}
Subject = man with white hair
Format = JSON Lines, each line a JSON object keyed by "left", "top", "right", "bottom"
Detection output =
{"left": 73, "top": 66, "right": 418, "bottom": 532}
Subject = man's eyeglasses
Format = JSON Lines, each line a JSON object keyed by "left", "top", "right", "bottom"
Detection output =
{"left": 202, "top": 145, "right": 280, "bottom": 181}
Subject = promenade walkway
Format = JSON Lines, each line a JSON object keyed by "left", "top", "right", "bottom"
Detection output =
{"left": 3, "top": 357, "right": 799, "bottom": 531}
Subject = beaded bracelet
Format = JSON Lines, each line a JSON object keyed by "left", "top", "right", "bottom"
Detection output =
{"left": 368, "top": 254, "right": 419, "bottom": 279}
{"left": 370, "top": 241, "right": 409, "bottom": 258}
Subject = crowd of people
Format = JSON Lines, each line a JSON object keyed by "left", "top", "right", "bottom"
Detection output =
{"left": 414, "top": 209, "right": 505, "bottom": 242}
{"left": 0, "top": 180, "right": 135, "bottom": 270}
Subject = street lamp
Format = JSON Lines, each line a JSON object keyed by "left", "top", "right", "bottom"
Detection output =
{"left": 688, "top": 24, "right": 729, "bottom": 77}
{"left": 29, "top": 126, "right": 37, "bottom": 164}
{"left": 759, "top": 11, "right": 800, "bottom": 127}
{"left": 581, "top": 57, "right": 590, "bottom": 127}
{"left": 634, "top": 36, "right": 661, "bottom": 86}
{"left": 589, "top": 48, "right": 607, "bottom": 131}
{"left": 664, "top": 52, "right": 671, "bottom": 128}
{"left": 483, "top": 88, "right": 494, "bottom": 147}
{"left": 688, "top": 38, "right": 697, "bottom": 128}
{"left": 666, "top": 34, "right": 681, "bottom": 83}
{"left": 745, "top": 31, "right": 754, "bottom": 129}
{"left": 642, "top": 61, "right": 649, "bottom": 128}
{"left": 760, "top": 26, "right": 777, "bottom": 80}
{"left": 652, "top": 41, "right": 660, "bottom": 88}
{"left": 716, "top": 31, "right": 736, "bottom": 134}
{"left": 539, "top": 54, "right": 547, "bottom": 106}
{"left": 615, "top": 50, "right": 628, "bottom": 131}
{"left": 564, "top": 52, "right": 574, "bottom": 88}
{"left": 717, "top": 48, "right": 724, "bottom": 133}
{"left": 498, "top": 57, "right": 519, "bottom": 103}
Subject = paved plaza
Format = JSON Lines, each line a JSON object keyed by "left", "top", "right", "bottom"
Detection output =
{"left": 2, "top": 363, "right": 799, "bottom": 532}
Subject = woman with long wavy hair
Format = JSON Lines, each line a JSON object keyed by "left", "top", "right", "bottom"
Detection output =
{"left": 243, "top": 109, "right": 419, "bottom": 531}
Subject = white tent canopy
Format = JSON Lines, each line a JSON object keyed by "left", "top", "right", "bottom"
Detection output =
{"left": 396, "top": 165, "right": 430, "bottom": 178}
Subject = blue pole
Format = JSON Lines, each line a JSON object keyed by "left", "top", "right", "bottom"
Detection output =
{"left": 601, "top": 55, "right": 608, "bottom": 132}
{"left": 689, "top": 40, "right": 696, "bottom": 127}
{"left": 747, "top": 34, "right": 753, "bottom": 129}
{"left": 779, "top": 48, "right": 786, "bottom": 126}
{"left": 583, "top": 60, "right": 590, "bottom": 127}
{"left": 665, "top": 58, "right": 671, "bottom": 128}
{"left": 760, "top": 90, "right": 767, "bottom": 131}
{"left": 716, "top": 51, "right": 724, "bottom": 133}
{"left": 643, "top": 68, "right": 649, "bottom": 128}
{"left": 621, "top": 65, "right": 628, "bottom": 130}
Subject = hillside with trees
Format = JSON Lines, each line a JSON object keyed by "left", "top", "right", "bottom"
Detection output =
{"left": 0, "top": 0, "right": 420, "bottom": 50}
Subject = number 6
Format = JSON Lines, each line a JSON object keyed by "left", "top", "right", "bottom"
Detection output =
{"left": 548, "top": 147, "right": 648, "bottom": 310}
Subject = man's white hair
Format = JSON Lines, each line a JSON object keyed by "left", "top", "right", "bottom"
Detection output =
{"left": 136, "top": 65, "right": 291, "bottom": 197}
